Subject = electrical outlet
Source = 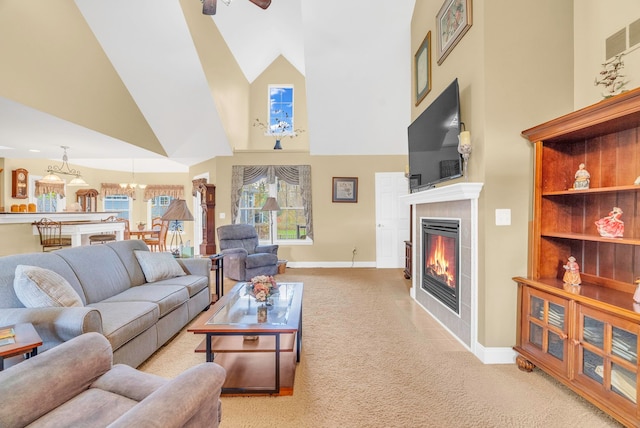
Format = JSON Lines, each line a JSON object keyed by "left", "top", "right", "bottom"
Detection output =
{"left": 352, "top": 246, "right": 357, "bottom": 255}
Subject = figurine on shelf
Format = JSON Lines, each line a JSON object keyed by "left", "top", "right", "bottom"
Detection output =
{"left": 562, "top": 256, "right": 582, "bottom": 286}
{"left": 573, "top": 163, "right": 590, "bottom": 190}
{"left": 633, "top": 278, "right": 640, "bottom": 304}
{"left": 595, "top": 206, "right": 624, "bottom": 238}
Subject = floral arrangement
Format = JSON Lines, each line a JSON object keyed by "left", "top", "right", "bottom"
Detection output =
{"left": 249, "top": 275, "right": 278, "bottom": 302}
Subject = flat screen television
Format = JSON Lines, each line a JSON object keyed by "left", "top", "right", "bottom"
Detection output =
{"left": 407, "top": 78, "right": 462, "bottom": 192}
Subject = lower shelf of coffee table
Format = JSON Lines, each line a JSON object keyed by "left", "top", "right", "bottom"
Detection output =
{"left": 195, "top": 333, "right": 296, "bottom": 353}
{"left": 195, "top": 334, "right": 298, "bottom": 396}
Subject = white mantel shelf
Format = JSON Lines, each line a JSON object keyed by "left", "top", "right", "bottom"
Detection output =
{"left": 400, "top": 182, "right": 484, "bottom": 205}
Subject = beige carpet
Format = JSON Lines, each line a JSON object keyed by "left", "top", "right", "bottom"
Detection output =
{"left": 139, "top": 268, "right": 621, "bottom": 427}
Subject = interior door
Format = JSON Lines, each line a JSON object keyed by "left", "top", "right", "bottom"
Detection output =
{"left": 375, "top": 172, "right": 409, "bottom": 268}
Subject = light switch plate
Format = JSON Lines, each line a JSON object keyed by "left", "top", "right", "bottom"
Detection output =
{"left": 495, "top": 209, "right": 511, "bottom": 226}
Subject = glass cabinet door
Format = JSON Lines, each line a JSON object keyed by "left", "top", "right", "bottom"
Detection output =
{"left": 576, "top": 305, "right": 638, "bottom": 407}
{"left": 522, "top": 287, "right": 569, "bottom": 375}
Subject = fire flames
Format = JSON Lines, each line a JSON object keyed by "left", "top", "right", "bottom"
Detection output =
{"left": 425, "top": 235, "right": 456, "bottom": 288}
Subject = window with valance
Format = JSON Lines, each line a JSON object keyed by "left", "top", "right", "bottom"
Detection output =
{"left": 230, "top": 165, "right": 313, "bottom": 241}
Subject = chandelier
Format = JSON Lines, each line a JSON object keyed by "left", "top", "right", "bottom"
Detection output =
{"left": 41, "top": 146, "right": 88, "bottom": 186}
{"left": 120, "top": 159, "right": 147, "bottom": 190}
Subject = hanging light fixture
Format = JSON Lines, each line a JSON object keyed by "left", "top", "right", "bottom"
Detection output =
{"left": 120, "top": 159, "right": 146, "bottom": 190}
{"left": 41, "top": 146, "right": 88, "bottom": 186}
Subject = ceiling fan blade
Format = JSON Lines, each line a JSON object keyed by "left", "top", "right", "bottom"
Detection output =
{"left": 202, "top": 0, "right": 217, "bottom": 15}
{"left": 249, "top": 0, "right": 271, "bottom": 10}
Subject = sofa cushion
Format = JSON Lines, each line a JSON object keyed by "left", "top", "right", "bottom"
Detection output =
{"left": 13, "top": 265, "right": 83, "bottom": 308}
{"left": 26, "top": 388, "right": 137, "bottom": 428}
{"left": 89, "top": 301, "right": 159, "bottom": 352}
{"left": 152, "top": 275, "right": 208, "bottom": 298}
{"left": 100, "top": 285, "right": 188, "bottom": 318}
{"left": 134, "top": 251, "right": 186, "bottom": 283}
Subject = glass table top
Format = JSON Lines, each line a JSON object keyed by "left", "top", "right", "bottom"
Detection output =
{"left": 205, "top": 282, "right": 300, "bottom": 327}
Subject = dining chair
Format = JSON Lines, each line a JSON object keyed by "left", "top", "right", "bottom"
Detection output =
{"left": 88, "top": 216, "right": 120, "bottom": 245}
{"left": 34, "top": 218, "right": 72, "bottom": 252}
{"left": 143, "top": 220, "right": 169, "bottom": 252}
{"left": 118, "top": 218, "right": 131, "bottom": 240}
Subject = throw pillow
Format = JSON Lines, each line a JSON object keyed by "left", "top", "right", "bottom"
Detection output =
{"left": 134, "top": 250, "right": 186, "bottom": 283}
{"left": 14, "top": 265, "right": 83, "bottom": 308}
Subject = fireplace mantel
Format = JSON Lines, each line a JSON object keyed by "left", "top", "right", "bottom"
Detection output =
{"left": 400, "top": 182, "right": 483, "bottom": 205}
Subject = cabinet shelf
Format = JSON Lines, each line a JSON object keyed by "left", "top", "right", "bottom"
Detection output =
{"left": 541, "top": 232, "right": 640, "bottom": 246}
{"left": 543, "top": 184, "right": 640, "bottom": 196}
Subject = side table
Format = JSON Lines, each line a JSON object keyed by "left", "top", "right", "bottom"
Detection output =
{"left": 0, "top": 323, "right": 43, "bottom": 371}
{"left": 209, "top": 254, "right": 224, "bottom": 301}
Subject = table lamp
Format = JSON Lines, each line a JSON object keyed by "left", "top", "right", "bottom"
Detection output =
{"left": 161, "top": 199, "right": 194, "bottom": 256}
{"left": 261, "top": 197, "right": 280, "bottom": 244}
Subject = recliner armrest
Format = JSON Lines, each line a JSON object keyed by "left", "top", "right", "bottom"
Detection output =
{"left": 255, "top": 244, "right": 278, "bottom": 255}
{"left": 221, "top": 248, "right": 248, "bottom": 258}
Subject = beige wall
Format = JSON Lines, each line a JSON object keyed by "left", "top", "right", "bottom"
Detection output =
{"left": 411, "top": 0, "right": 574, "bottom": 348}
{"left": 191, "top": 151, "right": 406, "bottom": 265}
{"left": 574, "top": 0, "right": 640, "bottom": 108}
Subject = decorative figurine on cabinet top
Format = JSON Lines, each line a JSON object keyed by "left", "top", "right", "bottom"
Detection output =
{"left": 572, "top": 163, "right": 590, "bottom": 190}
{"left": 562, "top": 256, "right": 582, "bottom": 286}
{"left": 595, "top": 206, "right": 624, "bottom": 238}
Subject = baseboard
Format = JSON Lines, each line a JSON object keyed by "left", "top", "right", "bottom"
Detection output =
{"left": 287, "top": 261, "right": 378, "bottom": 268}
{"left": 474, "top": 343, "right": 517, "bottom": 364}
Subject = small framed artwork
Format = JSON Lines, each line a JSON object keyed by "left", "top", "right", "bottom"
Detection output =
{"left": 415, "top": 31, "right": 431, "bottom": 106}
{"left": 436, "top": 0, "right": 472, "bottom": 65}
{"left": 332, "top": 177, "right": 358, "bottom": 203}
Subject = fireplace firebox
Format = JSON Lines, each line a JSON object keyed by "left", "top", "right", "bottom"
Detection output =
{"left": 421, "top": 219, "right": 460, "bottom": 314}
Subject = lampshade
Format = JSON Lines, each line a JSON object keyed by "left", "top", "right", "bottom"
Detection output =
{"left": 261, "top": 197, "right": 280, "bottom": 212}
{"left": 161, "top": 199, "right": 194, "bottom": 221}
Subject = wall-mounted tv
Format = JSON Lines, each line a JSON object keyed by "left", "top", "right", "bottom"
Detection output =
{"left": 407, "top": 78, "right": 462, "bottom": 192}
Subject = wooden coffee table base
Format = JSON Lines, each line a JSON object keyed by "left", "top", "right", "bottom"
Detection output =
{"left": 195, "top": 333, "right": 298, "bottom": 396}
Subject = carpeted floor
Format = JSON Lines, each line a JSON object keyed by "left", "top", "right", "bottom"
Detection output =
{"left": 139, "top": 268, "right": 622, "bottom": 427}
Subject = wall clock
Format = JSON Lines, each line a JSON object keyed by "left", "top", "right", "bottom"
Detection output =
{"left": 12, "top": 168, "right": 28, "bottom": 199}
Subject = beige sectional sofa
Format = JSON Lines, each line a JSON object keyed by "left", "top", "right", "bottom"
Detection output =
{"left": 0, "top": 239, "right": 211, "bottom": 367}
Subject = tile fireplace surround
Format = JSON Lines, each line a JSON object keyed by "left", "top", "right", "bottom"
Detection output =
{"left": 401, "top": 183, "right": 483, "bottom": 358}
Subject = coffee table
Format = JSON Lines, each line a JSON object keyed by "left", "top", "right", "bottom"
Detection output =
{"left": 188, "top": 282, "right": 303, "bottom": 395}
{"left": 0, "top": 323, "right": 43, "bottom": 371}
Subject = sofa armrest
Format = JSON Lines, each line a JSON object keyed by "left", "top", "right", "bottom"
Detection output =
{"left": 0, "top": 307, "right": 102, "bottom": 347}
{"left": 107, "top": 363, "right": 226, "bottom": 428}
{"left": 256, "top": 244, "right": 278, "bottom": 255}
{"left": 0, "top": 332, "right": 112, "bottom": 428}
{"left": 176, "top": 257, "right": 211, "bottom": 277}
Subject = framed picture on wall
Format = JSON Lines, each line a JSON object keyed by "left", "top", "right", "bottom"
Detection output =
{"left": 332, "top": 177, "right": 358, "bottom": 203}
{"left": 436, "top": 0, "right": 473, "bottom": 65}
{"left": 415, "top": 31, "right": 431, "bottom": 106}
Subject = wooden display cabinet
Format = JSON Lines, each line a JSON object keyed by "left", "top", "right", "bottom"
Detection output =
{"left": 76, "top": 189, "right": 99, "bottom": 212}
{"left": 514, "top": 87, "right": 640, "bottom": 427}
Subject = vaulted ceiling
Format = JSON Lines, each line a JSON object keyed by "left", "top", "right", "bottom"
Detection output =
{"left": 0, "top": 0, "right": 414, "bottom": 172}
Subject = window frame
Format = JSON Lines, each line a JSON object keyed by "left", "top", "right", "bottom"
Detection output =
{"left": 268, "top": 84, "right": 295, "bottom": 136}
{"left": 238, "top": 177, "right": 311, "bottom": 246}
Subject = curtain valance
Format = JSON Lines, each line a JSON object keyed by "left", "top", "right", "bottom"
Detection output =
{"left": 100, "top": 183, "right": 136, "bottom": 200}
{"left": 143, "top": 185, "right": 184, "bottom": 201}
{"left": 35, "top": 181, "right": 65, "bottom": 198}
